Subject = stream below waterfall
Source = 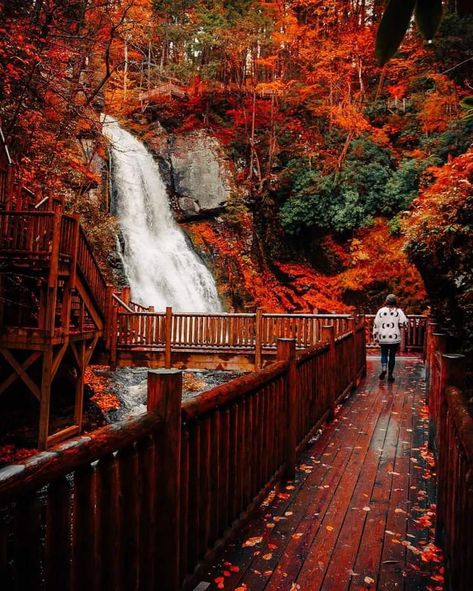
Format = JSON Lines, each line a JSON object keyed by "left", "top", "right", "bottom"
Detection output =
{"left": 102, "top": 115, "right": 222, "bottom": 312}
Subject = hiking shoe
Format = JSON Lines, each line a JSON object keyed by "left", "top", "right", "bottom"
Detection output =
{"left": 379, "top": 370, "right": 386, "bottom": 380}
{"left": 388, "top": 374, "right": 395, "bottom": 383}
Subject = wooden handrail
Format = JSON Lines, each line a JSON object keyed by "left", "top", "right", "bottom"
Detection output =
{"left": 0, "top": 409, "right": 164, "bottom": 502}
{"left": 0, "top": 325, "right": 367, "bottom": 591}
{"left": 112, "top": 292, "right": 135, "bottom": 313}
{"left": 181, "top": 360, "right": 288, "bottom": 421}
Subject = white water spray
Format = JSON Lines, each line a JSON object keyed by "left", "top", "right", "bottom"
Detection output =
{"left": 102, "top": 115, "right": 222, "bottom": 312}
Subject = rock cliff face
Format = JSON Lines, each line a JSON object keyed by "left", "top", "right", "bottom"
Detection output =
{"left": 170, "top": 131, "right": 231, "bottom": 218}
{"left": 143, "top": 124, "right": 233, "bottom": 220}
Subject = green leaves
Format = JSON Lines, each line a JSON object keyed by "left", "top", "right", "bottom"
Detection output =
{"left": 415, "top": 0, "right": 443, "bottom": 41}
{"left": 376, "top": 0, "right": 416, "bottom": 66}
{"left": 376, "top": 0, "right": 443, "bottom": 66}
{"left": 460, "top": 96, "right": 473, "bottom": 122}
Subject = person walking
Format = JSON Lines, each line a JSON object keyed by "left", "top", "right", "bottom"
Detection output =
{"left": 373, "top": 294, "right": 408, "bottom": 382}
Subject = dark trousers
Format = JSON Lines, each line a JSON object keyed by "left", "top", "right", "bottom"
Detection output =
{"left": 380, "top": 344, "right": 399, "bottom": 373}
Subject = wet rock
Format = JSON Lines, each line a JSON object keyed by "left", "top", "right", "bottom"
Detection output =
{"left": 169, "top": 131, "right": 232, "bottom": 218}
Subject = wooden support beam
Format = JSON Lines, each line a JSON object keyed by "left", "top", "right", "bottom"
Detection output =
{"left": 39, "top": 349, "right": 53, "bottom": 449}
{"left": 277, "top": 338, "right": 297, "bottom": 481}
{"left": 75, "top": 275, "right": 104, "bottom": 331}
{"left": 321, "top": 325, "right": 336, "bottom": 420}
{"left": 0, "top": 349, "right": 41, "bottom": 400}
{"left": 51, "top": 341, "right": 68, "bottom": 380}
{"left": 147, "top": 369, "right": 182, "bottom": 590}
{"left": 165, "top": 306, "right": 172, "bottom": 369}
{"left": 255, "top": 308, "right": 263, "bottom": 370}
{"left": 73, "top": 341, "right": 86, "bottom": 432}
{"left": 60, "top": 214, "right": 80, "bottom": 335}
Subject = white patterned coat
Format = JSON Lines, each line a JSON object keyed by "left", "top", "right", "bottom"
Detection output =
{"left": 373, "top": 306, "right": 408, "bottom": 345}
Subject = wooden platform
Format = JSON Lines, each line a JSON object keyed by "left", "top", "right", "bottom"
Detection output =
{"left": 201, "top": 357, "right": 443, "bottom": 591}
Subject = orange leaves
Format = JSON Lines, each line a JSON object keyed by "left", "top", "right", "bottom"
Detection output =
{"left": 0, "top": 445, "right": 38, "bottom": 467}
{"left": 85, "top": 366, "right": 121, "bottom": 413}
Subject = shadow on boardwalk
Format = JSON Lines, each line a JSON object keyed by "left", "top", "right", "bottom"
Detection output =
{"left": 202, "top": 358, "right": 444, "bottom": 591}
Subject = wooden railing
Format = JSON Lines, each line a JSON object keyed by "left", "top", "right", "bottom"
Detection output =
{"left": 115, "top": 309, "right": 352, "bottom": 351}
{"left": 0, "top": 211, "right": 55, "bottom": 255}
{"left": 0, "top": 323, "right": 366, "bottom": 591}
{"left": 364, "top": 314, "right": 427, "bottom": 351}
{"left": 426, "top": 326, "right": 472, "bottom": 591}
{"left": 0, "top": 211, "right": 110, "bottom": 319}
{"left": 76, "top": 225, "right": 109, "bottom": 316}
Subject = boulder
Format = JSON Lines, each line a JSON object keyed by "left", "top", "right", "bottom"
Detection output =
{"left": 169, "top": 131, "right": 231, "bottom": 218}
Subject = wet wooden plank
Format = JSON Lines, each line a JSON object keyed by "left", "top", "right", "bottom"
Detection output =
{"left": 201, "top": 358, "right": 440, "bottom": 591}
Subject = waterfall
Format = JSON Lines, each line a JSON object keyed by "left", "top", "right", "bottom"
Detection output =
{"left": 102, "top": 115, "right": 222, "bottom": 313}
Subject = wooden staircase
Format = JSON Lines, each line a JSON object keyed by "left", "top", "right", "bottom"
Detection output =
{"left": 0, "top": 201, "right": 114, "bottom": 448}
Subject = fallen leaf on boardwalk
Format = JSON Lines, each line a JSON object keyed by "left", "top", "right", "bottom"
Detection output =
{"left": 235, "top": 586, "right": 247, "bottom": 591}
{"left": 347, "top": 569, "right": 359, "bottom": 577}
{"left": 214, "top": 576, "right": 225, "bottom": 589}
{"left": 388, "top": 471, "right": 400, "bottom": 475}
{"left": 290, "top": 584, "right": 300, "bottom": 591}
{"left": 285, "top": 511, "right": 293, "bottom": 516}
{"left": 223, "top": 570, "right": 231, "bottom": 577}
{"left": 230, "top": 566, "right": 240, "bottom": 573}
{"left": 430, "top": 574, "right": 444, "bottom": 582}
{"left": 326, "top": 525, "right": 334, "bottom": 532}
{"left": 264, "top": 570, "right": 273, "bottom": 576}
{"left": 292, "top": 533, "right": 303, "bottom": 539}
{"left": 416, "top": 515, "right": 432, "bottom": 528}
{"left": 262, "top": 553, "right": 273, "bottom": 560}
{"left": 362, "top": 506, "right": 371, "bottom": 512}
{"left": 385, "top": 530, "right": 395, "bottom": 535}
{"left": 286, "top": 485, "right": 295, "bottom": 490}
{"left": 242, "top": 536, "right": 263, "bottom": 547}
{"left": 277, "top": 493, "right": 290, "bottom": 500}
{"left": 266, "top": 523, "right": 275, "bottom": 528}
{"left": 395, "top": 508, "right": 406, "bottom": 514}
{"left": 402, "top": 541, "right": 421, "bottom": 554}
{"left": 364, "top": 576, "right": 375, "bottom": 584}
{"left": 268, "top": 543, "right": 278, "bottom": 550}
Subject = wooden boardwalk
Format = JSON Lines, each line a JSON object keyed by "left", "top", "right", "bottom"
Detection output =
{"left": 202, "top": 357, "right": 443, "bottom": 591}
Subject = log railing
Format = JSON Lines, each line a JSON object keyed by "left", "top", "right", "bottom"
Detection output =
{"left": 0, "top": 409, "right": 170, "bottom": 591}
{"left": 365, "top": 313, "right": 427, "bottom": 351}
{"left": 0, "top": 322, "right": 366, "bottom": 591}
{"left": 426, "top": 328, "right": 472, "bottom": 591}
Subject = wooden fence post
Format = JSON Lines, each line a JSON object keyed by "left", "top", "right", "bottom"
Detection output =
{"left": 425, "top": 321, "right": 438, "bottom": 394}
{"left": 436, "top": 353, "right": 465, "bottom": 544}
{"left": 255, "top": 308, "right": 263, "bottom": 370}
{"left": 349, "top": 317, "right": 357, "bottom": 388}
{"left": 122, "top": 286, "right": 130, "bottom": 305}
{"left": 147, "top": 369, "right": 182, "bottom": 591}
{"left": 110, "top": 305, "right": 118, "bottom": 371}
{"left": 321, "top": 325, "right": 336, "bottom": 420}
{"left": 165, "top": 306, "right": 173, "bottom": 369}
{"left": 277, "top": 338, "right": 297, "bottom": 481}
{"left": 359, "top": 314, "right": 367, "bottom": 377}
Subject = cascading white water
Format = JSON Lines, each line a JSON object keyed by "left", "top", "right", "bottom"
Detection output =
{"left": 102, "top": 115, "right": 222, "bottom": 313}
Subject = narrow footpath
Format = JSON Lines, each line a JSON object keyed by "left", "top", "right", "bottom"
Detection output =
{"left": 202, "top": 357, "right": 444, "bottom": 591}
